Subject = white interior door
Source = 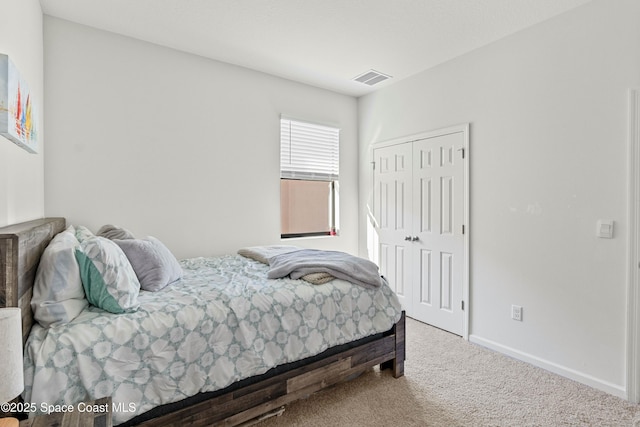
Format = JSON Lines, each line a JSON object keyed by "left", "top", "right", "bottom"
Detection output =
{"left": 412, "top": 132, "right": 465, "bottom": 335}
{"left": 373, "top": 143, "right": 413, "bottom": 312}
{"left": 373, "top": 128, "right": 467, "bottom": 336}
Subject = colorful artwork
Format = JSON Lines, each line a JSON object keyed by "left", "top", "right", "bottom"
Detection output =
{"left": 0, "top": 54, "right": 38, "bottom": 153}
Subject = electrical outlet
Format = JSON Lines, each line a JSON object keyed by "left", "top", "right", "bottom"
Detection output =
{"left": 511, "top": 305, "right": 523, "bottom": 321}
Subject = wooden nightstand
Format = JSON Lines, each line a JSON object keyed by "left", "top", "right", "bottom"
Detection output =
{"left": 19, "top": 397, "right": 112, "bottom": 427}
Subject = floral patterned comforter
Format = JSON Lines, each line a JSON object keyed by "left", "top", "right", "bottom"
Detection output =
{"left": 23, "top": 254, "right": 402, "bottom": 425}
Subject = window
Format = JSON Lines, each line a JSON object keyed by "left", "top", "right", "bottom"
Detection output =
{"left": 280, "top": 117, "right": 339, "bottom": 238}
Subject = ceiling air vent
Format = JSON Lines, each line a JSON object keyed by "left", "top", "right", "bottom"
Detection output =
{"left": 353, "top": 69, "right": 392, "bottom": 86}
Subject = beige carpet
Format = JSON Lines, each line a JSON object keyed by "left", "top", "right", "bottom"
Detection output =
{"left": 257, "top": 318, "right": 640, "bottom": 427}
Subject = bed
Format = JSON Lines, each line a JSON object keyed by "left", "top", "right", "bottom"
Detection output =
{"left": 0, "top": 217, "right": 405, "bottom": 426}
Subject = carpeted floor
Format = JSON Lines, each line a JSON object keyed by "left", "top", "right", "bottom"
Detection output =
{"left": 257, "top": 317, "right": 640, "bottom": 426}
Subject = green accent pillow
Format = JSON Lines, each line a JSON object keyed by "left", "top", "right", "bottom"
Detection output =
{"left": 75, "top": 236, "right": 140, "bottom": 314}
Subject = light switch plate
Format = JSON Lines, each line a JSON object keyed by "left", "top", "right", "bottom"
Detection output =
{"left": 597, "top": 220, "right": 613, "bottom": 239}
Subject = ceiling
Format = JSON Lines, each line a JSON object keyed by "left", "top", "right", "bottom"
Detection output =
{"left": 39, "top": 0, "right": 593, "bottom": 97}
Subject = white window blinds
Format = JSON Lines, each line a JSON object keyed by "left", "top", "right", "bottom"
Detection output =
{"left": 280, "top": 118, "right": 339, "bottom": 181}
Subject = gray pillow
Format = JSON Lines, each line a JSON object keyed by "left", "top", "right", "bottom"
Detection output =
{"left": 97, "top": 224, "right": 136, "bottom": 240}
{"left": 113, "top": 237, "right": 182, "bottom": 291}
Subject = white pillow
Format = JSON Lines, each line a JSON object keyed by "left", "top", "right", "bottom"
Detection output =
{"left": 75, "top": 225, "right": 95, "bottom": 243}
{"left": 75, "top": 236, "right": 141, "bottom": 314}
{"left": 32, "top": 226, "right": 88, "bottom": 328}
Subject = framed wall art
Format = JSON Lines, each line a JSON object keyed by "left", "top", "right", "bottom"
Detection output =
{"left": 0, "top": 54, "right": 38, "bottom": 153}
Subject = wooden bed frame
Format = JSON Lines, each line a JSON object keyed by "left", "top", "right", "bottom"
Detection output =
{"left": 0, "top": 217, "right": 406, "bottom": 426}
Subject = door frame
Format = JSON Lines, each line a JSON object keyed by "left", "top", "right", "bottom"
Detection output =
{"left": 370, "top": 123, "right": 470, "bottom": 339}
{"left": 627, "top": 89, "right": 640, "bottom": 403}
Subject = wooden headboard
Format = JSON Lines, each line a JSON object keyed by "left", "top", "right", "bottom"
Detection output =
{"left": 0, "top": 217, "right": 66, "bottom": 345}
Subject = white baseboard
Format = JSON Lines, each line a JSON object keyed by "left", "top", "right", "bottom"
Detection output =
{"left": 469, "top": 334, "right": 627, "bottom": 399}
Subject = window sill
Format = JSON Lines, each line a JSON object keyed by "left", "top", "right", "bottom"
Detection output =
{"left": 280, "top": 233, "right": 339, "bottom": 241}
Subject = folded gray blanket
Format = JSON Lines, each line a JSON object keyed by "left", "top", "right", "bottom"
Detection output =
{"left": 238, "top": 245, "right": 301, "bottom": 264}
{"left": 267, "top": 249, "right": 383, "bottom": 289}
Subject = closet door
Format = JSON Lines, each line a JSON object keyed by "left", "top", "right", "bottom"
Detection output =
{"left": 373, "top": 143, "right": 414, "bottom": 313}
{"left": 412, "top": 132, "right": 464, "bottom": 336}
{"left": 373, "top": 129, "right": 466, "bottom": 336}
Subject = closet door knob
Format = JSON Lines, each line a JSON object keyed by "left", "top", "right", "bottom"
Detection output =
{"left": 411, "top": 236, "right": 420, "bottom": 241}
{"left": 404, "top": 236, "right": 412, "bottom": 241}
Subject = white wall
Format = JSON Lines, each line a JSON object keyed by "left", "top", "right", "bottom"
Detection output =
{"left": 43, "top": 17, "right": 358, "bottom": 259}
{"left": 358, "top": 0, "right": 640, "bottom": 396}
{"left": 0, "top": 0, "right": 44, "bottom": 226}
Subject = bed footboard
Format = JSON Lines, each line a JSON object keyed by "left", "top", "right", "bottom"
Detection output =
{"left": 380, "top": 310, "right": 406, "bottom": 378}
